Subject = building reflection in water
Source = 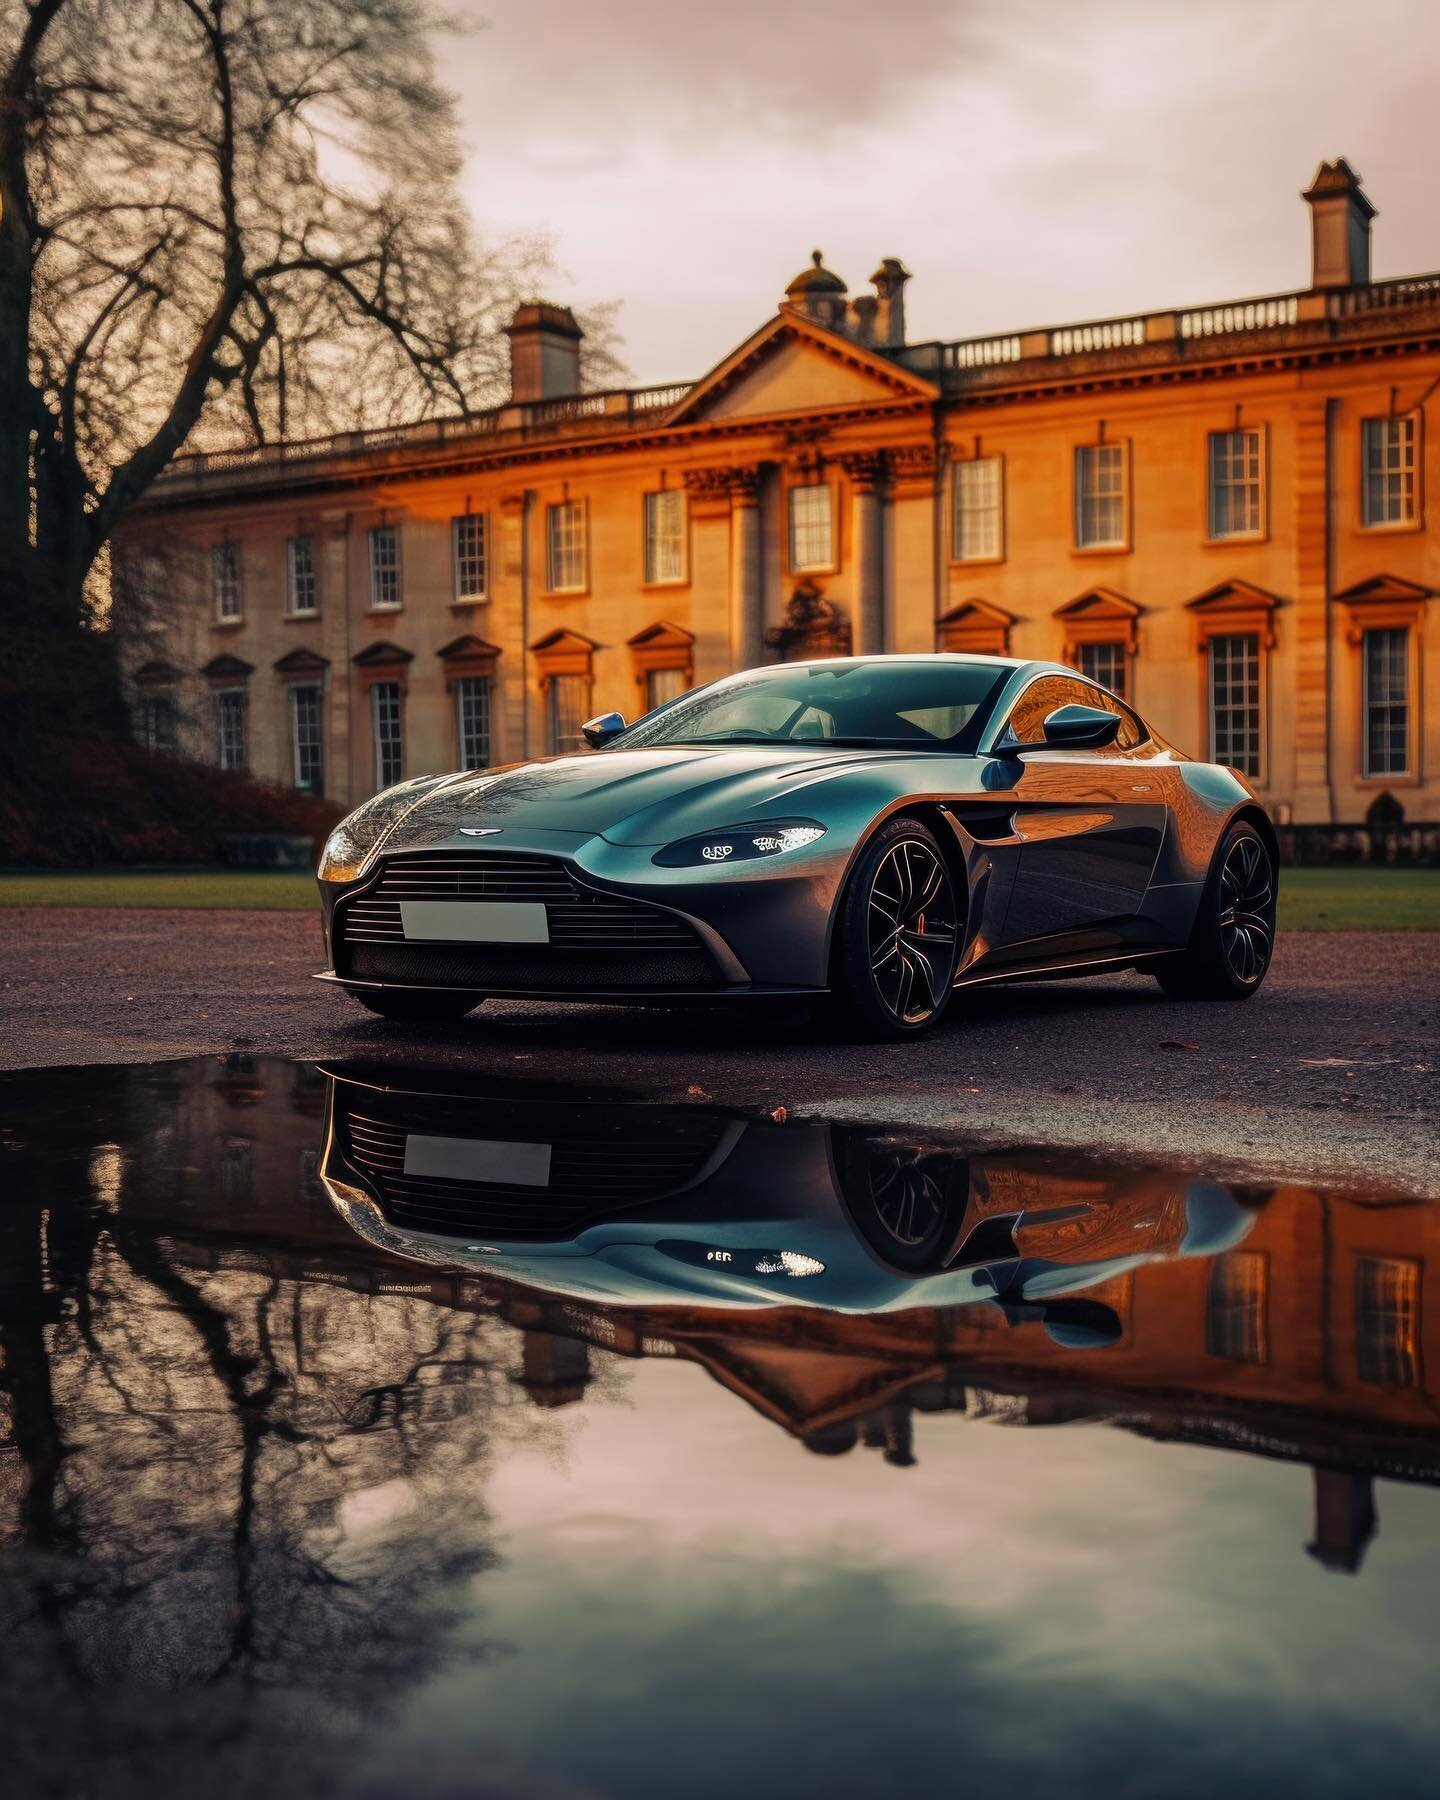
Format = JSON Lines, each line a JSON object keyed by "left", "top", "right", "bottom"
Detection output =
{"left": 0, "top": 1054, "right": 1436, "bottom": 1785}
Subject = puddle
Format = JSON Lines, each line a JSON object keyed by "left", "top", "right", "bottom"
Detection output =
{"left": 2, "top": 1056, "right": 1438, "bottom": 1799}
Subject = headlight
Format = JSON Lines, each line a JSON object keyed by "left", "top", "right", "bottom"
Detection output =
{"left": 652, "top": 820, "right": 826, "bottom": 869}
{"left": 317, "top": 774, "right": 453, "bottom": 883}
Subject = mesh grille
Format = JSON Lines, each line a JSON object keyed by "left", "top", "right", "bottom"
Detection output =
{"left": 340, "top": 1098, "right": 727, "bottom": 1238}
{"left": 337, "top": 851, "right": 703, "bottom": 957}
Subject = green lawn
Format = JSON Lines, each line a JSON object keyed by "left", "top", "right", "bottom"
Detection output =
{"left": 0, "top": 868, "right": 316, "bottom": 910}
{"left": 0, "top": 863, "right": 1436, "bottom": 929}
{"left": 1278, "top": 867, "right": 1440, "bottom": 931}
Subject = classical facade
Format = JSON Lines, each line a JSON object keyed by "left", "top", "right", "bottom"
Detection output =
{"left": 121, "top": 160, "right": 1439, "bottom": 827}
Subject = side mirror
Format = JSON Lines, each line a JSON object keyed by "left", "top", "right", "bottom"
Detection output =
{"left": 581, "top": 711, "right": 627, "bottom": 748}
{"left": 1022, "top": 704, "right": 1121, "bottom": 751}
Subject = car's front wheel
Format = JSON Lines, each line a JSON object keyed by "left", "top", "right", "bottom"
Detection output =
{"left": 352, "top": 989, "right": 483, "bottom": 1023}
{"left": 1153, "top": 820, "right": 1276, "bottom": 1001}
{"left": 833, "top": 817, "right": 962, "bottom": 1037}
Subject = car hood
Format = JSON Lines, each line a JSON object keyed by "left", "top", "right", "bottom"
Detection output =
{"left": 378, "top": 744, "right": 945, "bottom": 850}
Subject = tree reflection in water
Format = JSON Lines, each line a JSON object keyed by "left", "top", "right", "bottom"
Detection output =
{"left": 0, "top": 1064, "right": 601, "bottom": 1794}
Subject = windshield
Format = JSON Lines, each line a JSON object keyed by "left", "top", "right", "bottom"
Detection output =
{"left": 611, "top": 661, "right": 1012, "bottom": 753}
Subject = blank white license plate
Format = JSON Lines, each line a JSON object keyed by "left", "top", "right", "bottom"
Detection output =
{"left": 399, "top": 900, "right": 549, "bottom": 944}
{"left": 403, "top": 1133, "right": 553, "bottom": 1188}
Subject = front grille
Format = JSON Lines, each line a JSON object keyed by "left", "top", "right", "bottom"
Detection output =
{"left": 340, "top": 1098, "right": 727, "bottom": 1238}
{"left": 334, "top": 851, "right": 717, "bottom": 989}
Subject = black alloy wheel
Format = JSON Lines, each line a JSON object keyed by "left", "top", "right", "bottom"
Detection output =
{"left": 1154, "top": 820, "right": 1276, "bottom": 1001}
{"left": 834, "top": 817, "right": 962, "bottom": 1036}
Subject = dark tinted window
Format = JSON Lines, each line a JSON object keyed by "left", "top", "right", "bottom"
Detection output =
{"left": 614, "top": 661, "right": 1011, "bottom": 752}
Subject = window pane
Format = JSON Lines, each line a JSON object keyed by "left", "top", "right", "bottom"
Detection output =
{"left": 370, "top": 681, "right": 403, "bottom": 789}
{"left": 1361, "top": 416, "right": 1417, "bottom": 526}
{"left": 140, "top": 694, "right": 178, "bottom": 755}
{"left": 548, "top": 674, "right": 588, "bottom": 752}
{"left": 1206, "top": 1250, "right": 1268, "bottom": 1363}
{"left": 368, "top": 526, "right": 400, "bottom": 608}
{"left": 1076, "top": 641, "right": 1127, "bottom": 697}
{"left": 285, "top": 535, "right": 316, "bottom": 614}
{"left": 644, "top": 490, "right": 686, "bottom": 584}
{"left": 953, "top": 457, "right": 1002, "bottom": 560}
{"left": 212, "top": 543, "right": 242, "bottom": 619}
{"left": 547, "top": 502, "right": 586, "bottom": 591}
{"left": 215, "top": 688, "right": 247, "bottom": 772}
{"left": 1209, "top": 633, "right": 1261, "bottom": 776}
{"left": 646, "top": 666, "right": 687, "bottom": 710}
{"left": 1075, "top": 445, "right": 1125, "bottom": 547}
{"left": 789, "top": 484, "right": 832, "bottom": 571}
{"left": 1362, "top": 627, "right": 1409, "bottom": 776}
{"left": 453, "top": 514, "right": 487, "bottom": 599}
{"left": 1355, "top": 1256, "right": 1420, "bottom": 1386}
{"left": 1208, "top": 429, "right": 1263, "bottom": 538}
{"left": 289, "top": 685, "right": 324, "bottom": 795}
{"left": 456, "top": 676, "right": 491, "bottom": 770}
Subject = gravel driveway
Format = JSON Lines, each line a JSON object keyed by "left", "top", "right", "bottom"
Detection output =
{"left": 3, "top": 906, "right": 1436, "bottom": 1194}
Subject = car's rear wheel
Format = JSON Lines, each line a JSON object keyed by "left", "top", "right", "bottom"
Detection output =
{"left": 352, "top": 989, "right": 483, "bottom": 1023}
{"left": 833, "top": 818, "right": 961, "bottom": 1037}
{"left": 1153, "top": 820, "right": 1276, "bottom": 1001}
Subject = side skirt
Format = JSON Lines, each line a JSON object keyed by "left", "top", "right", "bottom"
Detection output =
{"left": 953, "top": 947, "right": 1174, "bottom": 991}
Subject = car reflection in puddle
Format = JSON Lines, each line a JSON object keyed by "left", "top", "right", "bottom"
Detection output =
{"left": 2, "top": 1054, "right": 1439, "bottom": 1800}
{"left": 321, "top": 1062, "right": 1267, "bottom": 1351}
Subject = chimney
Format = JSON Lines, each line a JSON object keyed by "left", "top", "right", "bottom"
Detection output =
{"left": 847, "top": 292, "right": 878, "bottom": 346}
{"left": 505, "top": 301, "right": 584, "bottom": 402}
{"left": 870, "top": 258, "right": 910, "bottom": 350}
{"left": 1302, "top": 159, "right": 1375, "bottom": 290}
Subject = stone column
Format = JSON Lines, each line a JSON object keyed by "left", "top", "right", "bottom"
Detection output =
{"left": 841, "top": 452, "right": 888, "bottom": 656}
{"left": 727, "top": 467, "right": 765, "bottom": 670}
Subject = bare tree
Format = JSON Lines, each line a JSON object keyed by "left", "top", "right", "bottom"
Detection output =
{"left": 0, "top": 0, "right": 555, "bottom": 652}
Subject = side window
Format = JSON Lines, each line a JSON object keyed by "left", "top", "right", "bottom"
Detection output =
{"left": 1087, "top": 685, "right": 1147, "bottom": 750}
{"left": 1003, "top": 676, "right": 1093, "bottom": 743}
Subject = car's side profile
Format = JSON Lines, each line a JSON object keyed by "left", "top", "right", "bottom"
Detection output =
{"left": 314, "top": 654, "right": 1279, "bottom": 1036}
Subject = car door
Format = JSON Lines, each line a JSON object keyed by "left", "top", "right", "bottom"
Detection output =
{"left": 992, "top": 675, "right": 1169, "bottom": 948}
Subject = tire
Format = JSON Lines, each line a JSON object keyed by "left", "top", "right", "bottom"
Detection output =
{"left": 1153, "top": 819, "right": 1276, "bottom": 1001}
{"left": 832, "top": 817, "right": 962, "bottom": 1037}
{"left": 352, "top": 989, "right": 482, "bottom": 1023}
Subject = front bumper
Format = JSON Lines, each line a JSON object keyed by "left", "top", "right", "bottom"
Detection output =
{"left": 318, "top": 824, "right": 847, "bottom": 999}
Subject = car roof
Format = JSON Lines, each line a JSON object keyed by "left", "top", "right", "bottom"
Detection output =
{"left": 763, "top": 652, "right": 1031, "bottom": 672}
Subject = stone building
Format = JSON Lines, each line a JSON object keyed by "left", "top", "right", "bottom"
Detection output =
{"left": 120, "top": 159, "right": 1439, "bottom": 828}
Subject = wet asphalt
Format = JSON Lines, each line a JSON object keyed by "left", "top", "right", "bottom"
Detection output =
{"left": 3, "top": 906, "right": 1435, "bottom": 1194}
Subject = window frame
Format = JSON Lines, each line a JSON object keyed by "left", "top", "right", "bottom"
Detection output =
{"left": 546, "top": 671, "right": 590, "bottom": 753}
{"left": 787, "top": 480, "right": 836, "bottom": 575}
{"left": 951, "top": 454, "right": 1005, "bottom": 564}
{"left": 288, "top": 682, "right": 324, "bottom": 795}
{"left": 369, "top": 679, "right": 404, "bottom": 790}
{"left": 215, "top": 685, "right": 247, "bottom": 772}
{"left": 643, "top": 488, "right": 688, "bottom": 587}
{"left": 452, "top": 512, "right": 488, "bottom": 603}
{"left": 1360, "top": 624, "right": 1412, "bottom": 780}
{"left": 1073, "top": 441, "right": 1130, "bottom": 552}
{"left": 546, "top": 499, "right": 588, "bottom": 595}
{"left": 1074, "top": 639, "right": 1129, "bottom": 699}
{"left": 1206, "top": 426, "right": 1267, "bottom": 543}
{"left": 1207, "top": 630, "right": 1264, "bottom": 779}
{"left": 454, "top": 674, "right": 492, "bottom": 771}
{"left": 1360, "top": 413, "right": 1421, "bottom": 532}
{"left": 285, "top": 534, "right": 317, "bottom": 617}
{"left": 212, "top": 542, "right": 243, "bottom": 622}
{"left": 367, "top": 524, "right": 402, "bottom": 611}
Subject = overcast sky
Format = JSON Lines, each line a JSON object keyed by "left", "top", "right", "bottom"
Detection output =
{"left": 445, "top": 0, "right": 1440, "bottom": 385}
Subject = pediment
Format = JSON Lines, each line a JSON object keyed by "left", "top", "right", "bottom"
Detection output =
{"left": 438, "top": 633, "right": 504, "bottom": 662}
{"left": 1184, "top": 579, "right": 1281, "bottom": 615}
{"left": 200, "top": 653, "right": 255, "bottom": 682}
{"left": 1055, "top": 586, "right": 1141, "bottom": 622}
{"left": 133, "top": 658, "right": 183, "bottom": 686}
{"left": 1334, "top": 573, "right": 1432, "bottom": 606}
{"left": 273, "top": 647, "right": 330, "bottom": 674}
{"left": 627, "top": 620, "right": 694, "bottom": 650}
{"left": 352, "top": 639, "right": 414, "bottom": 668}
{"left": 937, "top": 597, "right": 1012, "bottom": 655}
{"left": 530, "top": 628, "right": 598, "bottom": 655}
{"left": 666, "top": 313, "right": 938, "bottom": 426}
